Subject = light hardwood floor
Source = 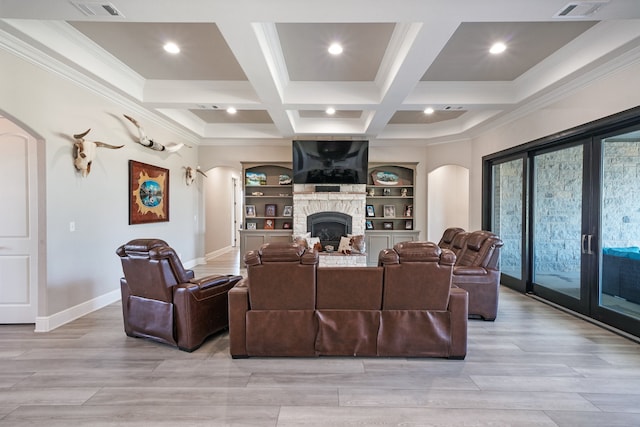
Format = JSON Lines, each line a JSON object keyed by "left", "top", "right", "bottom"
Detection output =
{"left": 2, "top": 248, "right": 640, "bottom": 426}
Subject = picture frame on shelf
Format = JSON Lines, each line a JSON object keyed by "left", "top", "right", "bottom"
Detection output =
{"left": 264, "top": 218, "right": 275, "bottom": 229}
{"left": 246, "top": 222, "right": 257, "bottom": 230}
{"left": 366, "top": 204, "right": 375, "bottom": 217}
{"left": 404, "top": 204, "right": 413, "bottom": 217}
{"left": 265, "top": 204, "right": 277, "bottom": 217}
{"left": 283, "top": 205, "right": 293, "bottom": 217}
{"left": 383, "top": 205, "right": 396, "bottom": 218}
{"left": 283, "top": 222, "right": 292, "bottom": 229}
{"left": 245, "top": 205, "right": 256, "bottom": 217}
{"left": 365, "top": 220, "right": 374, "bottom": 230}
{"left": 383, "top": 188, "right": 391, "bottom": 196}
{"left": 383, "top": 221, "right": 394, "bottom": 230}
{"left": 405, "top": 220, "right": 413, "bottom": 230}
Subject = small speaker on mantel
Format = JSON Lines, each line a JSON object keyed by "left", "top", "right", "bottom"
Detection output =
{"left": 315, "top": 185, "right": 341, "bottom": 193}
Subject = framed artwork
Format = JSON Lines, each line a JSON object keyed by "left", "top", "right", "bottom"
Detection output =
{"left": 366, "top": 204, "right": 375, "bottom": 217}
{"left": 245, "top": 205, "right": 256, "bottom": 217}
{"left": 405, "top": 220, "right": 413, "bottom": 230}
{"left": 404, "top": 204, "right": 413, "bottom": 217}
{"left": 246, "top": 222, "right": 257, "bottom": 230}
{"left": 129, "top": 160, "right": 169, "bottom": 225}
{"left": 365, "top": 220, "right": 374, "bottom": 230}
{"left": 383, "top": 221, "right": 394, "bottom": 230}
{"left": 265, "top": 204, "right": 277, "bottom": 217}
{"left": 283, "top": 205, "right": 293, "bottom": 217}
{"left": 264, "top": 218, "right": 275, "bottom": 229}
{"left": 383, "top": 205, "right": 396, "bottom": 218}
{"left": 283, "top": 222, "right": 292, "bottom": 229}
{"left": 245, "top": 171, "right": 267, "bottom": 186}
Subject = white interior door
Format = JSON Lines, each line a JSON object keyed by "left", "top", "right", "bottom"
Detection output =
{"left": 0, "top": 130, "right": 38, "bottom": 323}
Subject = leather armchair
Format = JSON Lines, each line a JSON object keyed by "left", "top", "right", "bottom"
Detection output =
{"left": 116, "top": 238, "right": 242, "bottom": 352}
{"left": 451, "top": 230, "right": 503, "bottom": 321}
{"left": 229, "top": 242, "right": 319, "bottom": 357}
{"left": 378, "top": 241, "right": 467, "bottom": 358}
{"left": 438, "top": 227, "right": 466, "bottom": 251}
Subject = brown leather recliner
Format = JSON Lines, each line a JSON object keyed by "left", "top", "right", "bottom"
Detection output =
{"left": 438, "top": 227, "right": 466, "bottom": 251}
{"left": 116, "top": 239, "right": 242, "bottom": 352}
{"left": 451, "top": 230, "right": 503, "bottom": 321}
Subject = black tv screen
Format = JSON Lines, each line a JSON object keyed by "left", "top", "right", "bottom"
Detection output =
{"left": 292, "top": 140, "right": 369, "bottom": 184}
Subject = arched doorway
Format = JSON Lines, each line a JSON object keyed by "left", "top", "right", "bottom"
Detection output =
{"left": 427, "top": 164, "right": 469, "bottom": 241}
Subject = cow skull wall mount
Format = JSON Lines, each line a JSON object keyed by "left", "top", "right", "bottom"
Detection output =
{"left": 184, "top": 166, "right": 208, "bottom": 185}
{"left": 72, "top": 129, "right": 123, "bottom": 177}
{"left": 123, "top": 114, "right": 189, "bottom": 153}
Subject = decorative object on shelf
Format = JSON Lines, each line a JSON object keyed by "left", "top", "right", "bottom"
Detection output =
{"left": 365, "top": 220, "right": 374, "bottom": 230}
{"left": 366, "top": 204, "right": 375, "bottom": 217}
{"left": 129, "top": 160, "right": 169, "bottom": 225}
{"left": 279, "top": 193, "right": 290, "bottom": 196}
{"left": 384, "top": 205, "right": 396, "bottom": 218}
{"left": 383, "top": 188, "right": 391, "bottom": 196}
{"left": 383, "top": 221, "right": 394, "bottom": 230}
{"left": 251, "top": 191, "right": 264, "bottom": 196}
{"left": 283, "top": 205, "right": 293, "bottom": 217}
{"left": 405, "top": 220, "right": 413, "bottom": 230}
{"left": 245, "top": 205, "right": 256, "bottom": 217}
{"left": 279, "top": 174, "right": 292, "bottom": 185}
{"left": 324, "top": 245, "right": 335, "bottom": 252}
{"left": 265, "top": 204, "right": 277, "bottom": 217}
{"left": 283, "top": 222, "right": 292, "bottom": 229}
{"left": 338, "top": 236, "right": 352, "bottom": 254}
{"left": 245, "top": 171, "right": 267, "bottom": 186}
{"left": 123, "top": 114, "right": 189, "bottom": 152}
{"left": 247, "top": 222, "right": 257, "bottom": 230}
{"left": 371, "top": 170, "right": 404, "bottom": 186}
{"left": 401, "top": 187, "right": 408, "bottom": 197}
{"left": 404, "top": 204, "right": 413, "bottom": 217}
{"left": 264, "top": 218, "right": 275, "bottom": 229}
{"left": 183, "top": 166, "right": 207, "bottom": 186}
{"left": 71, "top": 128, "right": 124, "bottom": 177}
{"left": 368, "top": 188, "right": 375, "bottom": 196}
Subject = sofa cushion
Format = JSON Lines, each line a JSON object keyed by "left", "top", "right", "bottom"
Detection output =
{"left": 317, "top": 267, "right": 383, "bottom": 309}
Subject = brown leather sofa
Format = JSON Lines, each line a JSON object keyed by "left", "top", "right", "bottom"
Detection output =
{"left": 438, "top": 229, "right": 504, "bottom": 321}
{"left": 228, "top": 242, "right": 468, "bottom": 359}
{"left": 117, "top": 239, "right": 242, "bottom": 352}
{"left": 438, "top": 227, "right": 466, "bottom": 251}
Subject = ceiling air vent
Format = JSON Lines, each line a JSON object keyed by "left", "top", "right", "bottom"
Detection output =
{"left": 71, "top": 1, "right": 124, "bottom": 17}
{"left": 553, "top": 1, "right": 608, "bottom": 18}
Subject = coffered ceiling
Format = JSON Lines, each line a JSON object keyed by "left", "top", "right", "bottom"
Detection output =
{"left": 1, "top": 0, "right": 639, "bottom": 144}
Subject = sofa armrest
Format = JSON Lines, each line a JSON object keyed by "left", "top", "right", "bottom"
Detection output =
{"left": 448, "top": 287, "right": 468, "bottom": 359}
{"left": 453, "top": 266, "right": 487, "bottom": 276}
{"left": 190, "top": 274, "right": 235, "bottom": 290}
{"left": 228, "top": 278, "right": 250, "bottom": 358}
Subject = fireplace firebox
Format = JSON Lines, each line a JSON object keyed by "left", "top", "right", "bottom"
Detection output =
{"left": 307, "top": 212, "right": 352, "bottom": 249}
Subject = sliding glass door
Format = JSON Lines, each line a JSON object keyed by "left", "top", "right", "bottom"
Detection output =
{"left": 484, "top": 107, "right": 640, "bottom": 338}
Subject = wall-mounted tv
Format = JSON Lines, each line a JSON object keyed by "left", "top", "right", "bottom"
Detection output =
{"left": 292, "top": 140, "right": 369, "bottom": 184}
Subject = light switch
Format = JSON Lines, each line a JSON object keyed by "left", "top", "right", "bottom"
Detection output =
{"left": 69, "top": 221, "right": 76, "bottom": 232}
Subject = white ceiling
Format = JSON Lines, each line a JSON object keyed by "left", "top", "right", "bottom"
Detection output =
{"left": 1, "top": 0, "right": 640, "bottom": 144}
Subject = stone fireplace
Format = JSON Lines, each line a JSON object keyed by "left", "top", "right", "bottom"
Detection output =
{"left": 293, "top": 184, "right": 366, "bottom": 247}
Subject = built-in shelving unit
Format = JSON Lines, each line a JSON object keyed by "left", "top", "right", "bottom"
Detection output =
{"left": 364, "top": 163, "right": 420, "bottom": 265}
{"left": 240, "top": 162, "right": 294, "bottom": 255}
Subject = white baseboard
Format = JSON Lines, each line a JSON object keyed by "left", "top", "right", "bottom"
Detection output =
{"left": 205, "top": 246, "right": 234, "bottom": 262}
{"left": 34, "top": 289, "right": 121, "bottom": 332}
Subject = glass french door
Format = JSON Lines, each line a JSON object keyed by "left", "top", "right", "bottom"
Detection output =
{"left": 531, "top": 142, "right": 591, "bottom": 314}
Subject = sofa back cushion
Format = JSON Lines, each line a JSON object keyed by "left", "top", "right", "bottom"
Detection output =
{"left": 456, "top": 230, "right": 503, "bottom": 269}
{"left": 317, "top": 267, "right": 383, "bottom": 309}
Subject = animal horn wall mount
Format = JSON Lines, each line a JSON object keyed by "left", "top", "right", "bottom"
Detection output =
{"left": 184, "top": 166, "right": 208, "bottom": 185}
{"left": 123, "top": 114, "right": 189, "bottom": 153}
{"left": 72, "top": 129, "right": 123, "bottom": 177}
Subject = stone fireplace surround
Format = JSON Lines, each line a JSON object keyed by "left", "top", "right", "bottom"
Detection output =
{"left": 293, "top": 184, "right": 367, "bottom": 266}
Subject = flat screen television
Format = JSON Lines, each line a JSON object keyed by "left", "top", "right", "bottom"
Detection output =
{"left": 292, "top": 140, "right": 369, "bottom": 184}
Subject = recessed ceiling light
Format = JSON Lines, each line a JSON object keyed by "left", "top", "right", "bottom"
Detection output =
{"left": 328, "top": 43, "right": 343, "bottom": 55}
{"left": 227, "top": 107, "right": 237, "bottom": 114}
{"left": 163, "top": 42, "right": 180, "bottom": 54}
{"left": 489, "top": 42, "right": 506, "bottom": 55}
{"left": 424, "top": 107, "right": 434, "bottom": 115}
{"left": 326, "top": 107, "right": 336, "bottom": 115}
